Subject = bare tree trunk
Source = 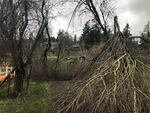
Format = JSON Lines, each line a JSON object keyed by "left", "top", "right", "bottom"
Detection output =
{"left": 14, "top": 68, "right": 24, "bottom": 93}
{"left": 0, "top": 0, "right": 53, "bottom": 95}
{"left": 26, "top": 63, "right": 32, "bottom": 90}
{"left": 14, "top": 53, "right": 25, "bottom": 93}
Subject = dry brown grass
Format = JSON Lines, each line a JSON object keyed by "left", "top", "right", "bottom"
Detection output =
{"left": 31, "top": 57, "right": 84, "bottom": 81}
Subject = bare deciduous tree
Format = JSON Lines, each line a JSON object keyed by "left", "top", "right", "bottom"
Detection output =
{"left": 70, "top": 0, "right": 114, "bottom": 36}
{"left": 0, "top": 0, "right": 52, "bottom": 95}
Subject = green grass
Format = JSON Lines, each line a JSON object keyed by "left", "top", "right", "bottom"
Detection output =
{"left": 0, "top": 81, "right": 53, "bottom": 113}
{"left": 47, "top": 52, "right": 57, "bottom": 59}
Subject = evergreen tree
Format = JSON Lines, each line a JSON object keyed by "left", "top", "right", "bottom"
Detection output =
{"left": 142, "top": 21, "right": 150, "bottom": 42}
{"left": 57, "top": 29, "right": 74, "bottom": 49}
{"left": 123, "top": 23, "right": 131, "bottom": 38}
{"left": 81, "top": 20, "right": 102, "bottom": 49}
{"left": 74, "top": 35, "right": 77, "bottom": 43}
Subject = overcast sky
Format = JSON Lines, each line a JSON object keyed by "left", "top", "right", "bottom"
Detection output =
{"left": 117, "top": 0, "right": 150, "bottom": 35}
{"left": 51, "top": 0, "right": 150, "bottom": 37}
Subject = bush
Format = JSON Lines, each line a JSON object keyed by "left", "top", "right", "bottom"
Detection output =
{"left": 31, "top": 57, "right": 84, "bottom": 81}
{"left": 0, "top": 81, "right": 53, "bottom": 113}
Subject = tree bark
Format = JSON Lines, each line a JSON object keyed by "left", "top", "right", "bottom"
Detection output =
{"left": 14, "top": 70, "right": 24, "bottom": 93}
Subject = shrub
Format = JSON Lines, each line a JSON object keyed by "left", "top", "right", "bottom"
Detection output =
{"left": 0, "top": 81, "right": 53, "bottom": 113}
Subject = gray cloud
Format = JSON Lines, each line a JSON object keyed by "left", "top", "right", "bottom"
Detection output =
{"left": 126, "top": 0, "right": 150, "bottom": 35}
{"left": 51, "top": 0, "right": 150, "bottom": 37}
{"left": 129, "top": 0, "right": 150, "bottom": 16}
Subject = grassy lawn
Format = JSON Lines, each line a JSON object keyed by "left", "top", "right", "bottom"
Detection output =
{"left": 47, "top": 52, "right": 57, "bottom": 59}
{"left": 0, "top": 81, "right": 53, "bottom": 113}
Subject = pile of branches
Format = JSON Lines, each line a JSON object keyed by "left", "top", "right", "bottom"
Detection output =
{"left": 52, "top": 32, "right": 150, "bottom": 113}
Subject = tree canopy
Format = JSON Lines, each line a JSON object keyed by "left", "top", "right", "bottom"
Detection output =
{"left": 80, "top": 20, "right": 103, "bottom": 49}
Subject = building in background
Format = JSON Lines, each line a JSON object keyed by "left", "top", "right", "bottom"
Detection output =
{"left": 130, "top": 36, "right": 142, "bottom": 45}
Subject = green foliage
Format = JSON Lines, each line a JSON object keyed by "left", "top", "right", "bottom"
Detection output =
{"left": 57, "top": 29, "right": 74, "bottom": 49}
{"left": 47, "top": 52, "right": 57, "bottom": 59}
{"left": 141, "top": 21, "right": 150, "bottom": 43}
{"left": 80, "top": 20, "right": 103, "bottom": 49}
{"left": 123, "top": 23, "right": 131, "bottom": 38}
{"left": 0, "top": 82, "right": 53, "bottom": 113}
